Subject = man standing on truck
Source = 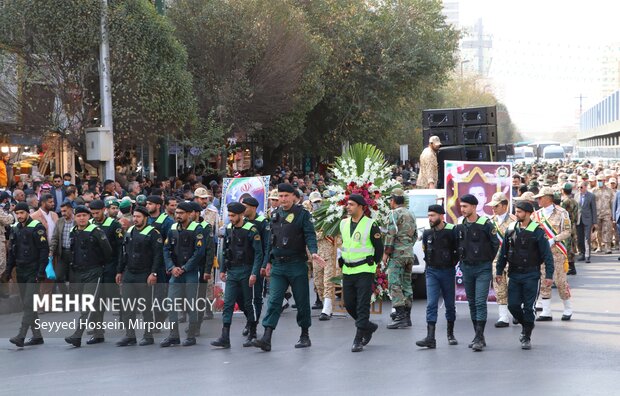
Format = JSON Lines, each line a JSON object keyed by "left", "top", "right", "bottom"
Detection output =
{"left": 418, "top": 136, "right": 441, "bottom": 189}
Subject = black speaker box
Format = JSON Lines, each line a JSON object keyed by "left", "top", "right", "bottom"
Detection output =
{"left": 422, "top": 108, "right": 457, "bottom": 128}
{"left": 498, "top": 143, "right": 515, "bottom": 156}
{"left": 458, "top": 106, "right": 497, "bottom": 126}
{"left": 423, "top": 128, "right": 459, "bottom": 146}
{"left": 458, "top": 125, "right": 498, "bottom": 145}
{"left": 438, "top": 145, "right": 497, "bottom": 162}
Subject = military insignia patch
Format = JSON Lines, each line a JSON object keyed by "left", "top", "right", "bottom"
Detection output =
{"left": 251, "top": 227, "right": 257, "bottom": 232}
{"left": 197, "top": 240, "right": 203, "bottom": 247}
{"left": 254, "top": 235, "right": 261, "bottom": 241}
{"left": 196, "top": 233, "right": 204, "bottom": 239}
{"left": 157, "top": 238, "right": 163, "bottom": 243}
{"left": 353, "top": 232, "right": 361, "bottom": 241}
{"left": 40, "top": 236, "right": 46, "bottom": 242}
{"left": 37, "top": 229, "right": 45, "bottom": 235}
{"left": 374, "top": 233, "right": 381, "bottom": 239}
{"left": 116, "top": 228, "right": 123, "bottom": 237}
{"left": 285, "top": 213, "right": 295, "bottom": 223}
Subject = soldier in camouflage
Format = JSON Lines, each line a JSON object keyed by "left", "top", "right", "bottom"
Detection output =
{"left": 592, "top": 174, "right": 614, "bottom": 254}
{"left": 532, "top": 187, "right": 573, "bottom": 322}
{"left": 383, "top": 188, "right": 416, "bottom": 329}
{"left": 560, "top": 183, "right": 579, "bottom": 275}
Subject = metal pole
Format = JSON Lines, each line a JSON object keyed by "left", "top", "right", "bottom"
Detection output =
{"left": 100, "top": 0, "right": 115, "bottom": 180}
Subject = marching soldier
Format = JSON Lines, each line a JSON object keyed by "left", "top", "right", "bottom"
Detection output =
{"left": 160, "top": 202, "right": 206, "bottom": 347}
{"left": 115, "top": 206, "right": 164, "bottom": 346}
{"left": 383, "top": 188, "right": 416, "bottom": 329}
{"left": 239, "top": 196, "right": 269, "bottom": 336}
{"left": 88, "top": 200, "right": 124, "bottom": 339}
{"left": 486, "top": 192, "right": 515, "bottom": 328}
{"left": 592, "top": 174, "right": 614, "bottom": 254}
{"left": 456, "top": 194, "right": 500, "bottom": 352}
{"left": 416, "top": 204, "right": 459, "bottom": 348}
{"left": 211, "top": 202, "right": 263, "bottom": 348}
{"left": 6, "top": 203, "right": 48, "bottom": 347}
{"left": 532, "top": 187, "right": 573, "bottom": 321}
{"left": 496, "top": 200, "right": 554, "bottom": 349}
{"left": 339, "top": 194, "right": 384, "bottom": 352}
{"left": 252, "top": 183, "right": 323, "bottom": 352}
{"left": 64, "top": 206, "right": 113, "bottom": 347}
{"left": 560, "top": 184, "right": 579, "bottom": 275}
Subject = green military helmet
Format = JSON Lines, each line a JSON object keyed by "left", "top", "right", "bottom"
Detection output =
{"left": 136, "top": 194, "right": 147, "bottom": 206}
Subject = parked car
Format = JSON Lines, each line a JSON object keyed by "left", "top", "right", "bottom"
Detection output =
{"left": 404, "top": 188, "right": 444, "bottom": 299}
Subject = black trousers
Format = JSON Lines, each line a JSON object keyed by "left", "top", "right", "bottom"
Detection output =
{"left": 576, "top": 222, "right": 592, "bottom": 258}
{"left": 121, "top": 271, "right": 153, "bottom": 338}
{"left": 507, "top": 271, "right": 540, "bottom": 325}
{"left": 16, "top": 267, "right": 39, "bottom": 336}
{"left": 342, "top": 272, "right": 374, "bottom": 330}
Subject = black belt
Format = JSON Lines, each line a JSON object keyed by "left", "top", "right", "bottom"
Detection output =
{"left": 509, "top": 266, "right": 538, "bottom": 273}
{"left": 273, "top": 255, "right": 305, "bottom": 264}
{"left": 343, "top": 257, "right": 374, "bottom": 268}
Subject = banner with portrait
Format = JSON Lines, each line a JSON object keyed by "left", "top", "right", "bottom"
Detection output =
{"left": 443, "top": 160, "right": 512, "bottom": 303}
{"left": 220, "top": 176, "right": 270, "bottom": 226}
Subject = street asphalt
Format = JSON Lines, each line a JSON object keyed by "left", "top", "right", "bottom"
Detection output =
{"left": 1, "top": 253, "right": 619, "bottom": 396}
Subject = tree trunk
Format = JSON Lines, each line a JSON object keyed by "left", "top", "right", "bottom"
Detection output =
{"left": 262, "top": 145, "right": 284, "bottom": 175}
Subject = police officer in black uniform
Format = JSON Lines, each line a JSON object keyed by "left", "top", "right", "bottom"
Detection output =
{"left": 115, "top": 206, "right": 164, "bottom": 346}
{"left": 65, "top": 205, "right": 113, "bottom": 347}
{"left": 160, "top": 201, "right": 205, "bottom": 348}
{"left": 496, "top": 200, "right": 554, "bottom": 350}
{"left": 6, "top": 203, "right": 48, "bottom": 347}
{"left": 416, "top": 204, "right": 459, "bottom": 349}
{"left": 88, "top": 199, "right": 124, "bottom": 339}
{"left": 211, "top": 202, "right": 263, "bottom": 348}
{"left": 456, "top": 194, "right": 500, "bottom": 352}
{"left": 191, "top": 202, "right": 214, "bottom": 335}
{"left": 239, "top": 196, "right": 270, "bottom": 338}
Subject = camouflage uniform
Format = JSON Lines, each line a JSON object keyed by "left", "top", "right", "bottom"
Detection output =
{"left": 418, "top": 147, "right": 438, "bottom": 189}
{"left": 314, "top": 233, "right": 340, "bottom": 301}
{"left": 385, "top": 206, "right": 416, "bottom": 309}
{"left": 0, "top": 210, "right": 14, "bottom": 295}
{"left": 592, "top": 185, "right": 614, "bottom": 252}
{"left": 491, "top": 213, "right": 514, "bottom": 305}
{"left": 533, "top": 205, "right": 571, "bottom": 301}
{"left": 560, "top": 195, "right": 579, "bottom": 262}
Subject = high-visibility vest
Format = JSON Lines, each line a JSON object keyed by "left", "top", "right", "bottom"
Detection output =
{"left": 339, "top": 216, "right": 377, "bottom": 275}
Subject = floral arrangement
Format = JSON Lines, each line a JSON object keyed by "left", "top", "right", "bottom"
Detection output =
{"left": 371, "top": 266, "right": 390, "bottom": 303}
{"left": 313, "top": 143, "right": 401, "bottom": 236}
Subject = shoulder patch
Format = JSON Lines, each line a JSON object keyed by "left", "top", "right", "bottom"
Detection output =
{"left": 196, "top": 233, "right": 204, "bottom": 240}
{"left": 37, "top": 229, "right": 45, "bottom": 236}
{"left": 40, "top": 236, "right": 47, "bottom": 242}
{"left": 250, "top": 226, "right": 257, "bottom": 233}
{"left": 254, "top": 234, "right": 261, "bottom": 241}
{"left": 374, "top": 232, "right": 382, "bottom": 239}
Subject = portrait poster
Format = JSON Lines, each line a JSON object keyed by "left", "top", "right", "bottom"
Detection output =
{"left": 220, "top": 176, "right": 270, "bottom": 226}
{"left": 443, "top": 161, "right": 512, "bottom": 304}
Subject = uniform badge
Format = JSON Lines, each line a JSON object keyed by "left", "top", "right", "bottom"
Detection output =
{"left": 40, "top": 236, "right": 47, "bottom": 242}
{"left": 157, "top": 237, "right": 163, "bottom": 243}
{"left": 353, "top": 232, "right": 361, "bottom": 241}
{"left": 116, "top": 228, "right": 123, "bottom": 237}
{"left": 251, "top": 227, "right": 257, "bottom": 233}
{"left": 285, "top": 213, "right": 295, "bottom": 223}
{"left": 254, "top": 235, "right": 261, "bottom": 241}
{"left": 196, "top": 233, "right": 204, "bottom": 239}
{"left": 374, "top": 233, "right": 381, "bottom": 239}
{"left": 197, "top": 240, "right": 203, "bottom": 247}
{"left": 37, "top": 229, "right": 45, "bottom": 235}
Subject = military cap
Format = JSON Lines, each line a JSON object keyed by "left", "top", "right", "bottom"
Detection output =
{"left": 146, "top": 195, "right": 163, "bottom": 205}
{"left": 74, "top": 205, "right": 91, "bottom": 215}
{"left": 177, "top": 201, "right": 194, "bottom": 213}
{"left": 89, "top": 200, "right": 105, "bottom": 210}
{"left": 348, "top": 194, "right": 367, "bottom": 206}
{"left": 428, "top": 204, "right": 445, "bottom": 214}
{"left": 278, "top": 183, "right": 295, "bottom": 193}
{"left": 514, "top": 200, "right": 534, "bottom": 213}
{"left": 460, "top": 194, "right": 478, "bottom": 206}
{"left": 14, "top": 202, "right": 29, "bottom": 213}
{"left": 242, "top": 196, "right": 259, "bottom": 207}
{"left": 133, "top": 206, "right": 149, "bottom": 217}
{"left": 227, "top": 202, "right": 246, "bottom": 214}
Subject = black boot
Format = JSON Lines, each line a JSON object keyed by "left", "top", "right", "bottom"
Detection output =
{"left": 211, "top": 326, "right": 231, "bottom": 348}
{"left": 24, "top": 327, "right": 44, "bottom": 346}
{"left": 387, "top": 307, "right": 408, "bottom": 329}
{"left": 242, "top": 322, "right": 250, "bottom": 337}
{"left": 405, "top": 305, "right": 412, "bottom": 327}
{"left": 182, "top": 323, "right": 198, "bottom": 346}
{"left": 243, "top": 322, "right": 257, "bottom": 347}
{"left": 179, "top": 311, "right": 187, "bottom": 323}
{"left": 9, "top": 324, "right": 28, "bottom": 348}
{"left": 116, "top": 336, "right": 137, "bottom": 347}
{"left": 351, "top": 328, "right": 364, "bottom": 352}
{"left": 160, "top": 327, "right": 181, "bottom": 347}
{"left": 361, "top": 321, "right": 378, "bottom": 346}
{"left": 567, "top": 262, "right": 577, "bottom": 275}
{"left": 415, "top": 323, "right": 436, "bottom": 348}
{"left": 468, "top": 320, "right": 478, "bottom": 348}
{"left": 472, "top": 321, "right": 486, "bottom": 352}
{"left": 447, "top": 321, "right": 458, "bottom": 345}
{"left": 295, "top": 327, "right": 311, "bottom": 348}
{"left": 139, "top": 332, "right": 154, "bottom": 346}
{"left": 252, "top": 327, "right": 273, "bottom": 351}
{"left": 312, "top": 293, "right": 323, "bottom": 310}
{"left": 521, "top": 322, "right": 533, "bottom": 350}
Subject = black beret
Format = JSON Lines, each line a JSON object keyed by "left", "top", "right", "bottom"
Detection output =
{"left": 0, "top": 191, "right": 10, "bottom": 201}
{"left": 177, "top": 201, "right": 194, "bottom": 213}
{"left": 227, "top": 202, "right": 246, "bottom": 214}
{"left": 278, "top": 183, "right": 295, "bottom": 193}
{"left": 242, "top": 196, "right": 259, "bottom": 207}
{"left": 74, "top": 205, "right": 91, "bottom": 215}
{"left": 89, "top": 200, "right": 105, "bottom": 210}
{"left": 515, "top": 200, "right": 534, "bottom": 213}
{"left": 460, "top": 194, "right": 479, "bottom": 206}
{"left": 190, "top": 202, "right": 202, "bottom": 213}
{"left": 14, "top": 202, "right": 29, "bottom": 213}
{"left": 428, "top": 204, "right": 445, "bottom": 214}
{"left": 133, "top": 205, "right": 149, "bottom": 217}
{"left": 348, "top": 194, "right": 367, "bottom": 206}
{"left": 146, "top": 195, "right": 163, "bottom": 205}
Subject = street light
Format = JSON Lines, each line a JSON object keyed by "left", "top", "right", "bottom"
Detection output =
{"left": 460, "top": 59, "right": 470, "bottom": 77}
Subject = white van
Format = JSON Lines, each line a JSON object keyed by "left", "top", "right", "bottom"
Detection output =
{"left": 542, "top": 145, "right": 565, "bottom": 162}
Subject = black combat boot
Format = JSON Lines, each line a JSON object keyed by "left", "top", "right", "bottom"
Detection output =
{"left": 211, "top": 325, "right": 231, "bottom": 348}
{"left": 160, "top": 326, "right": 181, "bottom": 347}
{"left": 24, "top": 326, "right": 44, "bottom": 346}
{"left": 447, "top": 321, "right": 458, "bottom": 345}
{"left": 242, "top": 322, "right": 250, "bottom": 337}
{"left": 9, "top": 324, "right": 28, "bottom": 348}
{"left": 294, "top": 327, "right": 311, "bottom": 348}
{"left": 521, "top": 322, "right": 533, "bottom": 350}
{"left": 387, "top": 307, "right": 408, "bottom": 329}
{"left": 472, "top": 321, "right": 487, "bottom": 352}
{"left": 351, "top": 328, "right": 364, "bottom": 352}
{"left": 139, "top": 331, "right": 154, "bottom": 346}
{"left": 567, "top": 262, "right": 577, "bottom": 275}
{"left": 243, "top": 322, "right": 257, "bottom": 347}
{"left": 405, "top": 305, "right": 412, "bottom": 327}
{"left": 361, "top": 321, "right": 378, "bottom": 346}
{"left": 312, "top": 293, "right": 323, "bottom": 310}
{"left": 252, "top": 326, "right": 273, "bottom": 351}
{"left": 415, "top": 322, "right": 436, "bottom": 348}
{"left": 182, "top": 323, "right": 198, "bottom": 346}
{"left": 468, "top": 320, "right": 478, "bottom": 348}
{"left": 116, "top": 336, "right": 137, "bottom": 347}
